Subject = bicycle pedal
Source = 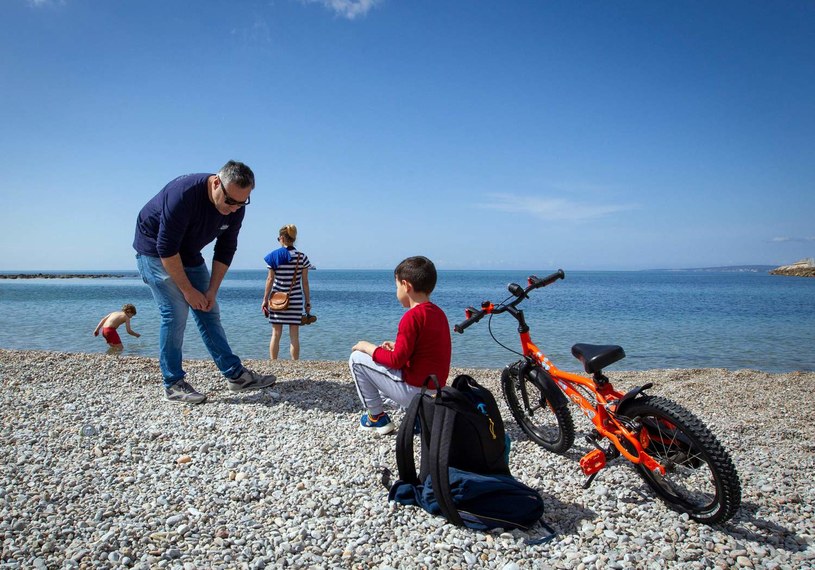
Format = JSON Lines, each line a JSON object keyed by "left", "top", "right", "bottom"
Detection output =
{"left": 579, "top": 448, "right": 607, "bottom": 477}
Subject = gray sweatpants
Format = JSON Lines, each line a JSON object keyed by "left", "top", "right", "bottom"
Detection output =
{"left": 349, "top": 351, "right": 421, "bottom": 416}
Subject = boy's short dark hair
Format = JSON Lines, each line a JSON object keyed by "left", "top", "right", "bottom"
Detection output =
{"left": 395, "top": 256, "right": 437, "bottom": 294}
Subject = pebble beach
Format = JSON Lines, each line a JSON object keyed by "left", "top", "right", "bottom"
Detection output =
{"left": 1, "top": 349, "right": 814, "bottom": 569}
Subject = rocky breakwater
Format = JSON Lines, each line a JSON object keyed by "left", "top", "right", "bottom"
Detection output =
{"left": 1, "top": 350, "right": 814, "bottom": 569}
{"left": 0, "top": 273, "right": 125, "bottom": 279}
{"left": 770, "top": 258, "right": 815, "bottom": 277}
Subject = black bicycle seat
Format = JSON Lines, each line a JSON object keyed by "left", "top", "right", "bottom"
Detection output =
{"left": 571, "top": 343, "right": 626, "bottom": 374}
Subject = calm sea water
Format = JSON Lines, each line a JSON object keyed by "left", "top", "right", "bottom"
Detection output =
{"left": 0, "top": 270, "right": 813, "bottom": 372}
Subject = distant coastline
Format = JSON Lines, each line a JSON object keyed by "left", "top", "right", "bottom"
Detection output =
{"left": 0, "top": 273, "right": 126, "bottom": 280}
{"left": 648, "top": 265, "right": 775, "bottom": 273}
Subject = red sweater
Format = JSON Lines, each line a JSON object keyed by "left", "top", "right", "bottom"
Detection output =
{"left": 372, "top": 302, "right": 451, "bottom": 388}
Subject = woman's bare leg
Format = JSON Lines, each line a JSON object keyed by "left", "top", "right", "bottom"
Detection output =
{"left": 289, "top": 325, "right": 300, "bottom": 360}
{"left": 270, "top": 324, "right": 283, "bottom": 360}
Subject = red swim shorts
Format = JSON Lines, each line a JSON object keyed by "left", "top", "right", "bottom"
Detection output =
{"left": 102, "top": 327, "right": 122, "bottom": 345}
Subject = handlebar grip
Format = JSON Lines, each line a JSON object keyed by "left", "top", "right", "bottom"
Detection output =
{"left": 542, "top": 269, "right": 565, "bottom": 286}
{"left": 530, "top": 269, "right": 565, "bottom": 288}
{"left": 454, "top": 311, "right": 484, "bottom": 334}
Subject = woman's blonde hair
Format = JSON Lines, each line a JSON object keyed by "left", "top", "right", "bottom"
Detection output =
{"left": 279, "top": 224, "right": 297, "bottom": 243}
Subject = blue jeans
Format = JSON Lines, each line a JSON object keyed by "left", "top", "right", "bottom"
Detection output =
{"left": 136, "top": 254, "right": 243, "bottom": 388}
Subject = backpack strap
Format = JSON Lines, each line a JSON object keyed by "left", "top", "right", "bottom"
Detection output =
{"left": 395, "top": 393, "right": 422, "bottom": 485}
{"left": 417, "top": 375, "right": 443, "bottom": 481}
{"left": 429, "top": 402, "right": 464, "bottom": 527}
{"left": 397, "top": 376, "right": 442, "bottom": 484}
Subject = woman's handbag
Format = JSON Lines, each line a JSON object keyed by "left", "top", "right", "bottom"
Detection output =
{"left": 267, "top": 253, "right": 301, "bottom": 312}
{"left": 268, "top": 291, "right": 290, "bottom": 311}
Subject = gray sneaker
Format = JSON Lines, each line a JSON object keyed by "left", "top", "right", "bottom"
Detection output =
{"left": 165, "top": 379, "right": 207, "bottom": 404}
{"left": 228, "top": 368, "right": 277, "bottom": 393}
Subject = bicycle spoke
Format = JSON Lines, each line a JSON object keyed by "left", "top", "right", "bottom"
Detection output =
{"left": 637, "top": 411, "right": 722, "bottom": 512}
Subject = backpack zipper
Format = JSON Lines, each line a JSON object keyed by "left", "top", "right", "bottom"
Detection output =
{"left": 477, "top": 402, "right": 497, "bottom": 440}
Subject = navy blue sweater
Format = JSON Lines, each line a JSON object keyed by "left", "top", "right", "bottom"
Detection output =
{"left": 133, "top": 173, "right": 245, "bottom": 267}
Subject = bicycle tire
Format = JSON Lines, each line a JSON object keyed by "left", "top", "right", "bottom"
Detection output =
{"left": 501, "top": 363, "right": 575, "bottom": 454}
{"left": 622, "top": 395, "right": 741, "bottom": 524}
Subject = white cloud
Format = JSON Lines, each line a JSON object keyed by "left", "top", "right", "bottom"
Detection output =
{"left": 26, "top": 0, "right": 65, "bottom": 6}
{"left": 771, "top": 236, "right": 815, "bottom": 243}
{"left": 300, "top": 0, "right": 382, "bottom": 20}
{"left": 475, "top": 192, "right": 635, "bottom": 222}
{"left": 247, "top": 18, "right": 273, "bottom": 45}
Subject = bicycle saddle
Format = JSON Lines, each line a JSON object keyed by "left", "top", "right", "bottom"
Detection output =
{"left": 571, "top": 343, "right": 626, "bottom": 374}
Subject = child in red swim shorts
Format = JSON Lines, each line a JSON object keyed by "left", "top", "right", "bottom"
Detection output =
{"left": 93, "top": 304, "right": 141, "bottom": 351}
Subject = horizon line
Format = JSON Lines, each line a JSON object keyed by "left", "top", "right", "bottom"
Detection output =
{"left": 0, "top": 264, "right": 781, "bottom": 274}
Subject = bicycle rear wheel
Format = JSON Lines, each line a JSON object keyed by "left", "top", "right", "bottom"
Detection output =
{"left": 623, "top": 395, "right": 741, "bottom": 524}
{"left": 501, "top": 363, "right": 575, "bottom": 454}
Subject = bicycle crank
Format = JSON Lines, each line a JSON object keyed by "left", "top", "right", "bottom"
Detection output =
{"left": 579, "top": 433, "right": 620, "bottom": 488}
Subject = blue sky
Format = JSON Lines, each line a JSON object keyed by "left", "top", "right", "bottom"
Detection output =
{"left": 1, "top": 0, "right": 813, "bottom": 271}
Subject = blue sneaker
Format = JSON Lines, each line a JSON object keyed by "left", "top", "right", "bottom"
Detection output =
{"left": 360, "top": 412, "right": 394, "bottom": 435}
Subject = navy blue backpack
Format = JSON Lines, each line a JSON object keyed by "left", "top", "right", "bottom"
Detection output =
{"left": 387, "top": 375, "right": 546, "bottom": 531}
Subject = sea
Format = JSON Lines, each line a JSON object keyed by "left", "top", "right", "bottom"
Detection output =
{"left": 1, "top": 269, "right": 813, "bottom": 373}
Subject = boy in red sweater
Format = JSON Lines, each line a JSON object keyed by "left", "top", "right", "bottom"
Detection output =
{"left": 349, "top": 256, "right": 451, "bottom": 435}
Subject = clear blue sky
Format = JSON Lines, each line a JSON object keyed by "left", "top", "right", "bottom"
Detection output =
{"left": 1, "top": 0, "right": 813, "bottom": 271}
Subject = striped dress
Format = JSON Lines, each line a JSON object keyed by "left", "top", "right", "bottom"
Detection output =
{"left": 265, "top": 247, "right": 312, "bottom": 325}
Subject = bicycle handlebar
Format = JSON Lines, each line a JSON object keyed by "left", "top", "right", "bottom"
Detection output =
{"left": 528, "top": 269, "right": 566, "bottom": 289}
{"left": 453, "top": 306, "right": 486, "bottom": 334}
{"left": 454, "top": 269, "right": 565, "bottom": 334}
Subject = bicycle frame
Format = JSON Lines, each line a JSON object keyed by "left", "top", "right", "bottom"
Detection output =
{"left": 518, "top": 330, "right": 665, "bottom": 474}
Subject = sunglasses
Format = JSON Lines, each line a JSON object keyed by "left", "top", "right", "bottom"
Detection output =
{"left": 219, "top": 177, "right": 251, "bottom": 207}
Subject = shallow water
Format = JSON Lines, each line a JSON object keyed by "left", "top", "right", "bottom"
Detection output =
{"left": 1, "top": 269, "right": 813, "bottom": 372}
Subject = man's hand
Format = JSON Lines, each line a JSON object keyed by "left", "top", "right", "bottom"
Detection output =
{"left": 203, "top": 288, "right": 218, "bottom": 311}
{"left": 380, "top": 341, "right": 395, "bottom": 351}
{"left": 161, "top": 255, "right": 209, "bottom": 310}
{"left": 184, "top": 288, "right": 209, "bottom": 311}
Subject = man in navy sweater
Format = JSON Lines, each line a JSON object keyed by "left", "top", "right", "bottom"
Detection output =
{"left": 134, "top": 160, "right": 275, "bottom": 404}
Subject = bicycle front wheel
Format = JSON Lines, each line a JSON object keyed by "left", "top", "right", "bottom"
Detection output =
{"left": 623, "top": 395, "right": 741, "bottom": 524}
{"left": 501, "top": 363, "right": 575, "bottom": 454}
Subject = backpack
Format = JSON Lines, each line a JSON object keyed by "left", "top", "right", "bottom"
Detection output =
{"left": 387, "top": 374, "right": 545, "bottom": 531}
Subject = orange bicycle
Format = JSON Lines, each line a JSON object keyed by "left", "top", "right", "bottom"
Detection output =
{"left": 454, "top": 270, "right": 741, "bottom": 524}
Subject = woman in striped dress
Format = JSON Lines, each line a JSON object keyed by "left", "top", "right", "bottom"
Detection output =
{"left": 262, "top": 224, "right": 313, "bottom": 359}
